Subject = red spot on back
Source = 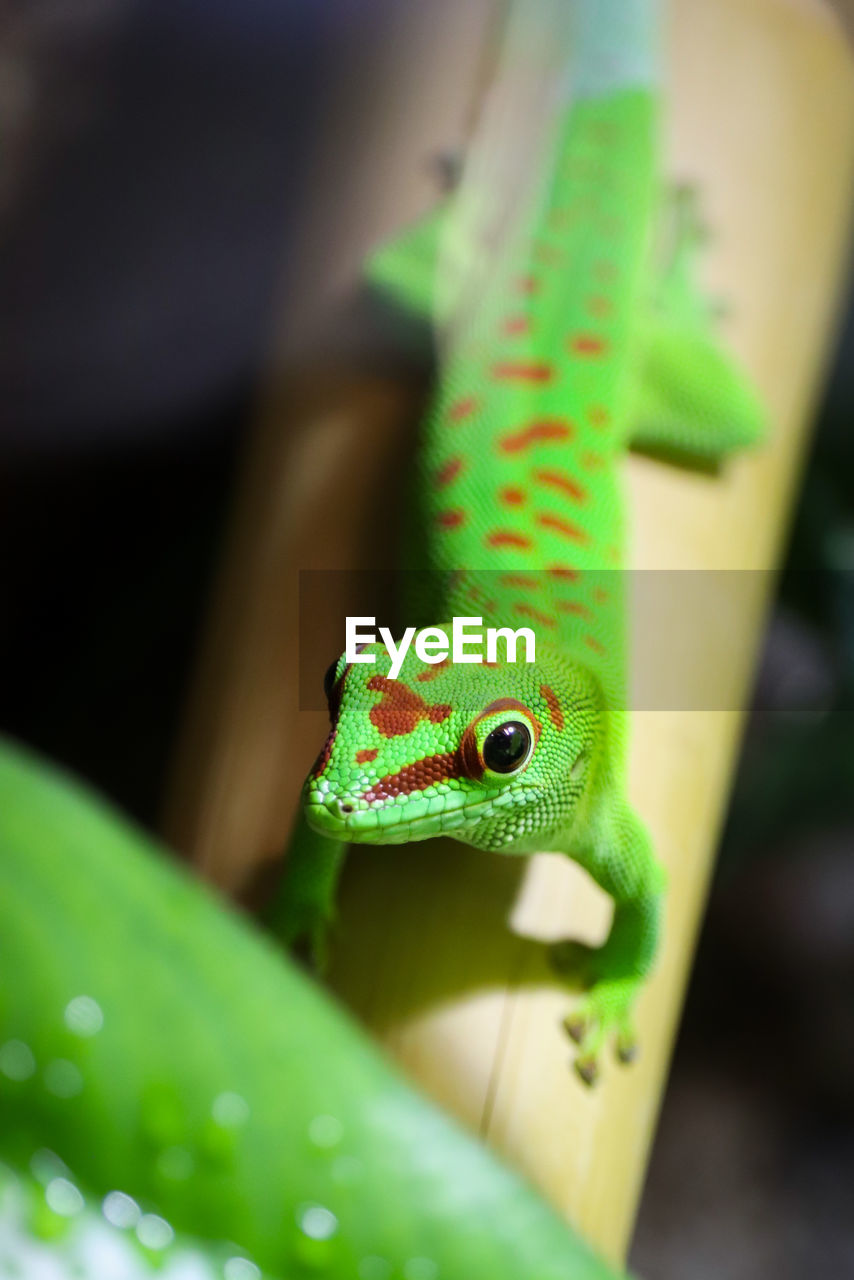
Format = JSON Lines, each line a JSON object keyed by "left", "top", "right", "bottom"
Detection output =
{"left": 447, "top": 396, "right": 478, "bottom": 423}
{"left": 436, "top": 509, "right": 465, "bottom": 529}
{"left": 533, "top": 468, "right": 587, "bottom": 503}
{"left": 594, "top": 261, "right": 618, "bottom": 283}
{"left": 493, "top": 361, "right": 553, "bottom": 383}
{"left": 540, "top": 684, "right": 564, "bottom": 731}
{"left": 486, "top": 530, "right": 533, "bottom": 550}
{"left": 548, "top": 566, "right": 579, "bottom": 581}
{"left": 588, "top": 404, "right": 610, "bottom": 428}
{"left": 367, "top": 676, "right": 452, "bottom": 738}
{"left": 500, "top": 420, "right": 573, "bottom": 453}
{"left": 587, "top": 296, "right": 612, "bottom": 318}
{"left": 570, "top": 334, "right": 609, "bottom": 358}
{"left": 500, "top": 486, "right": 526, "bottom": 506}
{"left": 581, "top": 451, "right": 606, "bottom": 471}
{"left": 536, "top": 512, "right": 589, "bottom": 544}
{"left": 435, "top": 457, "right": 463, "bottom": 489}
{"left": 416, "top": 658, "right": 450, "bottom": 683}
{"left": 515, "top": 275, "right": 538, "bottom": 295}
{"left": 557, "top": 600, "right": 593, "bottom": 619}
{"left": 584, "top": 634, "right": 606, "bottom": 656}
{"left": 501, "top": 574, "right": 539, "bottom": 590}
{"left": 501, "top": 315, "right": 531, "bottom": 337}
{"left": 514, "top": 602, "right": 557, "bottom": 630}
{"left": 355, "top": 748, "right": 378, "bottom": 765}
{"left": 594, "top": 587, "right": 610, "bottom": 604}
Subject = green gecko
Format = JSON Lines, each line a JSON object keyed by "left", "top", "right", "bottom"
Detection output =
{"left": 288, "top": 0, "right": 764, "bottom": 1082}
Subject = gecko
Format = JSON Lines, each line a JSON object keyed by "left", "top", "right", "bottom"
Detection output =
{"left": 286, "top": 0, "right": 765, "bottom": 1083}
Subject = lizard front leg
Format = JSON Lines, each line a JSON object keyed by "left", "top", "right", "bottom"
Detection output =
{"left": 268, "top": 811, "right": 348, "bottom": 971}
{"left": 551, "top": 801, "right": 666, "bottom": 1084}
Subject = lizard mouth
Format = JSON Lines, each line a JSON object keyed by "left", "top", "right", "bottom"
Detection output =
{"left": 303, "top": 788, "right": 498, "bottom": 845}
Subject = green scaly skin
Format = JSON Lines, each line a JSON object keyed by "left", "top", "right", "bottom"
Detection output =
{"left": 0, "top": 738, "right": 625, "bottom": 1280}
{"left": 291, "top": 0, "right": 764, "bottom": 1082}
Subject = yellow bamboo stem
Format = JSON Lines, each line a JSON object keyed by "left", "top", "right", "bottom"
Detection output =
{"left": 165, "top": 0, "right": 854, "bottom": 1266}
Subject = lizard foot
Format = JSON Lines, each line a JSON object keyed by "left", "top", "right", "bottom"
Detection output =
{"left": 563, "top": 979, "right": 640, "bottom": 1085}
{"left": 550, "top": 943, "right": 642, "bottom": 1084}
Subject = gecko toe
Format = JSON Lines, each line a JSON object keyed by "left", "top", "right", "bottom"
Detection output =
{"left": 574, "top": 1056, "right": 599, "bottom": 1087}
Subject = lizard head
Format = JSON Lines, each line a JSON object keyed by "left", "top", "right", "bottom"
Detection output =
{"left": 302, "top": 628, "right": 605, "bottom": 851}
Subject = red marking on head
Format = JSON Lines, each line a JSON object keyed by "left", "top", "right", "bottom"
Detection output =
{"left": 501, "top": 574, "right": 539, "bottom": 591}
{"left": 557, "top": 600, "right": 594, "bottom": 619}
{"left": 584, "top": 634, "right": 606, "bottom": 655}
{"left": 416, "top": 658, "right": 450, "bottom": 683}
{"left": 515, "top": 275, "right": 538, "bottom": 294}
{"left": 536, "top": 513, "right": 589, "bottom": 544}
{"left": 447, "top": 396, "right": 479, "bottom": 423}
{"left": 435, "top": 457, "right": 463, "bottom": 489}
{"left": 355, "top": 748, "right": 378, "bottom": 765}
{"left": 581, "top": 451, "right": 606, "bottom": 471}
{"left": 500, "top": 486, "right": 526, "bottom": 506}
{"left": 540, "top": 684, "right": 564, "bottom": 731}
{"left": 548, "top": 566, "right": 579, "bottom": 581}
{"left": 514, "top": 602, "right": 557, "bottom": 630}
{"left": 588, "top": 404, "right": 610, "bottom": 428}
{"left": 493, "top": 362, "right": 553, "bottom": 384}
{"left": 436, "top": 509, "right": 465, "bottom": 529}
{"left": 533, "top": 469, "right": 587, "bottom": 503}
{"left": 368, "top": 711, "right": 547, "bottom": 798}
{"left": 570, "top": 334, "right": 608, "bottom": 358}
{"left": 367, "top": 676, "right": 452, "bottom": 738}
{"left": 500, "top": 420, "right": 573, "bottom": 453}
{"left": 587, "top": 296, "right": 612, "bottom": 319}
{"left": 362, "top": 750, "right": 474, "bottom": 802}
{"left": 311, "top": 727, "right": 336, "bottom": 779}
{"left": 486, "top": 530, "right": 533, "bottom": 550}
{"left": 502, "top": 315, "right": 531, "bottom": 337}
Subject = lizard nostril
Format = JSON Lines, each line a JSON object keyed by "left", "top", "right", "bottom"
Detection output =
{"left": 324, "top": 795, "right": 356, "bottom": 819}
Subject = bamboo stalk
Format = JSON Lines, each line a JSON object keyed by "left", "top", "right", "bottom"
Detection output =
{"left": 165, "top": 0, "right": 854, "bottom": 1266}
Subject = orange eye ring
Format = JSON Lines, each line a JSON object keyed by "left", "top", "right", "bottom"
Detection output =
{"left": 458, "top": 698, "right": 542, "bottom": 781}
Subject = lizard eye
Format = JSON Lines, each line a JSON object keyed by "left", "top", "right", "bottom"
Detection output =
{"left": 323, "top": 659, "right": 339, "bottom": 700}
{"left": 482, "top": 721, "right": 531, "bottom": 775}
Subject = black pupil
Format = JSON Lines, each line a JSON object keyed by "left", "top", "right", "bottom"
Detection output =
{"left": 482, "top": 721, "right": 531, "bottom": 774}
{"left": 323, "top": 660, "right": 339, "bottom": 699}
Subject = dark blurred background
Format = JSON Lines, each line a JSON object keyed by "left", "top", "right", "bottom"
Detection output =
{"left": 1, "top": 4, "right": 852, "bottom": 1277}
